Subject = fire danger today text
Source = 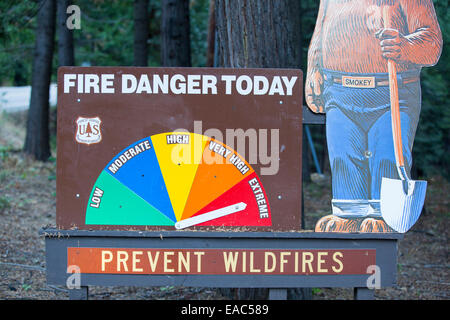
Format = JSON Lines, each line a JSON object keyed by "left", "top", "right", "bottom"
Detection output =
{"left": 63, "top": 73, "right": 298, "bottom": 96}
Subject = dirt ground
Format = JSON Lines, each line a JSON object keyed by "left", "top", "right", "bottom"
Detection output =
{"left": 0, "top": 111, "right": 448, "bottom": 300}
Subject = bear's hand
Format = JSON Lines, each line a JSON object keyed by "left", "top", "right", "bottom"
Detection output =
{"left": 305, "top": 69, "right": 324, "bottom": 113}
{"left": 376, "top": 28, "right": 409, "bottom": 62}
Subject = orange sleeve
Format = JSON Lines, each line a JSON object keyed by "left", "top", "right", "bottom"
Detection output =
{"left": 400, "top": 0, "right": 443, "bottom": 67}
{"left": 307, "top": 0, "right": 327, "bottom": 75}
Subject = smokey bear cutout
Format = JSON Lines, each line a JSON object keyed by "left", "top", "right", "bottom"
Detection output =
{"left": 305, "top": 0, "right": 442, "bottom": 233}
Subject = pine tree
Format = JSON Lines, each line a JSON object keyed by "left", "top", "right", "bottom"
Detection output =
{"left": 24, "top": 0, "right": 56, "bottom": 161}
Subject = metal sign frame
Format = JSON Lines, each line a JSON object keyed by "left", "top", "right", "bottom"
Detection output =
{"left": 41, "top": 228, "right": 402, "bottom": 300}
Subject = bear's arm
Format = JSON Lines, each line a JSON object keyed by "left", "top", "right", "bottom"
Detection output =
{"left": 305, "top": 0, "right": 327, "bottom": 113}
{"left": 400, "top": 0, "right": 443, "bottom": 67}
{"left": 307, "top": 0, "right": 327, "bottom": 75}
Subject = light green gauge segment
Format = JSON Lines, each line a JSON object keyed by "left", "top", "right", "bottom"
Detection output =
{"left": 85, "top": 170, "right": 174, "bottom": 226}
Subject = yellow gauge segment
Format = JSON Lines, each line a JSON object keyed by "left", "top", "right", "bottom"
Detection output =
{"left": 151, "top": 132, "right": 208, "bottom": 221}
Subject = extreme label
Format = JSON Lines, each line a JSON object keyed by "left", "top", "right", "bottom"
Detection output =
{"left": 248, "top": 177, "right": 269, "bottom": 218}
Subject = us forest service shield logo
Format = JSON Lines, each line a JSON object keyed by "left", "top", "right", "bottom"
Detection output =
{"left": 75, "top": 117, "right": 102, "bottom": 145}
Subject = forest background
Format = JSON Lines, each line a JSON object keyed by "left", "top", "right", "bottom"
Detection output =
{"left": 0, "top": 0, "right": 448, "bottom": 300}
{"left": 0, "top": 0, "right": 447, "bottom": 179}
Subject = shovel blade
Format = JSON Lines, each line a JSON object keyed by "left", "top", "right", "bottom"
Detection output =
{"left": 380, "top": 177, "right": 427, "bottom": 233}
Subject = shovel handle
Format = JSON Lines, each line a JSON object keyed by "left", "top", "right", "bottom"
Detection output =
{"left": 383, "top": 6, "right": 405, "bottom": 169}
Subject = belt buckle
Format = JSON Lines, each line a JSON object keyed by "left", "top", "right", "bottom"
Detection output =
{"left": 342, "top": 76, "right": 376, "bottom": 88}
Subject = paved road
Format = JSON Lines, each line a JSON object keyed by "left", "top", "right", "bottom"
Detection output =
{"left": 0, "top": 84, "right": 57, "bottom": 113}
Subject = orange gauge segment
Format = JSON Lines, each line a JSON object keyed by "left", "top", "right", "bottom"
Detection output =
{"left": 185, "top": 172, "right": 271, "bottom": 227}
{"left": 180, "top": 138, "right": 254, "bottom": 221}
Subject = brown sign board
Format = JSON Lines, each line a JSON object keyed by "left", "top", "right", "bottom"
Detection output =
{"left": 56, "top": 67, "right": 303, "bottom": 231}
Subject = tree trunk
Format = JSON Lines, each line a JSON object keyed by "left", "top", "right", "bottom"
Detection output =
{"left": 206, "top": 0, "right": 216, "bottom": 67}
{"left": 57, "top": 0, "right": 74, "bottom": 67}
{"left": 24, "top": 0, "right": 56, "bottom": 161}
{"left": 160, "top": 0, "right": 191, "bottom": 67}
{"left": 303, "top": 131, "right": 311, "bottom": 181}
{"left": 216, "top": 0, "right": 301, "bottom": 68}
{"left": 13, "top": 61, "right": 27, "bottom": 86}
{"left": 215, "top": 0, "right": 310, "bottom": 300}
{"left": 134, "top": 0, "right": 149, "bottom": 66}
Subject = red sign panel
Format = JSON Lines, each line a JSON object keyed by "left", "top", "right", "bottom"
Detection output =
{"left": 67, "top": 247, "right": 376, "bottom": 276}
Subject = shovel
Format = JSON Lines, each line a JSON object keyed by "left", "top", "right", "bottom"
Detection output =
{"left": 380, "top": 6, "right": 427, "bottom": 233}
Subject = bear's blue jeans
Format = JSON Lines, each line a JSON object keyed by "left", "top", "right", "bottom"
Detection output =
{"left": 322, "top": 69, "right": 421, "bottom": 217}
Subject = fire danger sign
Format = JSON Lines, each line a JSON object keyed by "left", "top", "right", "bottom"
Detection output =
{"left": 56, "top": 67, "right": 303, "bottom": 231}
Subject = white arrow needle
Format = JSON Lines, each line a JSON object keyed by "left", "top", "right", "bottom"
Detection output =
{"left": 175, "top": 202, "right": 247, "bottom": 230}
